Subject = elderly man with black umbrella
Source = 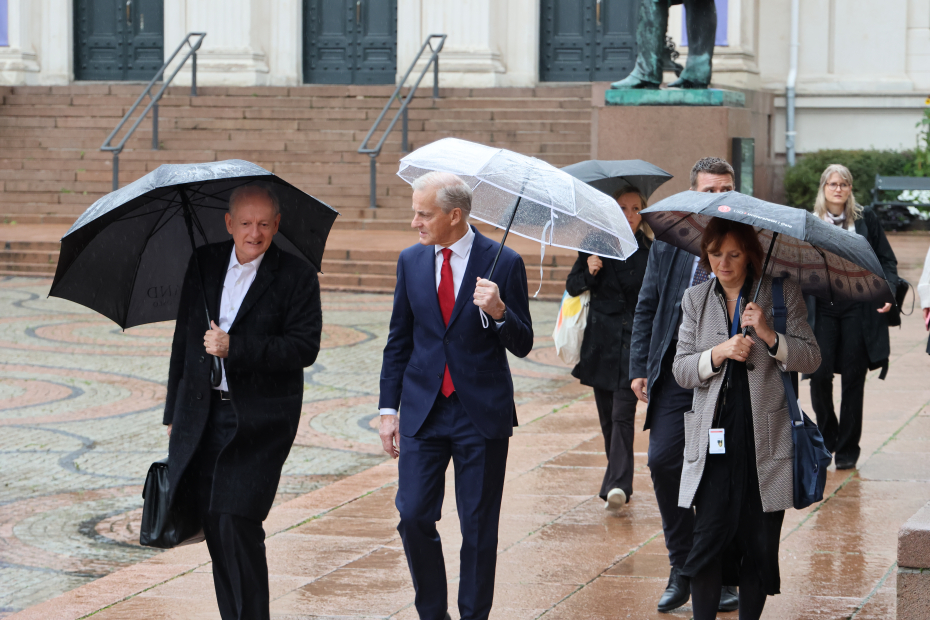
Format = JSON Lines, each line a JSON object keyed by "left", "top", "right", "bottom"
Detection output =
{"left": 50, "top": 161, "right": 337, "bottom": 620}
{"left": 164, "top": 184, "right": 322, "bottom": 619}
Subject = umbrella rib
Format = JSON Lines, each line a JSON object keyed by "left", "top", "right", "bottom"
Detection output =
{"left": 121, "top": 204, "right": 175, "bottom": 327}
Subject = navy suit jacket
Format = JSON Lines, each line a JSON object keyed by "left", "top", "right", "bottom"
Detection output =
{"left": 379, "top": 226, "right": 534, "bottom": 439}
{"left": 629, "top": 240, "right": 694, "bottom": 430}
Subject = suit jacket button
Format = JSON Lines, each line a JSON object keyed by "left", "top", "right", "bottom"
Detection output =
{"left": 196, "top": 392, "right": 203, "bottom": 400}
{"left": 444, "top": 338, "right": 450, "bottom": 345}
{"left": 437, "top": 373, "right": 442, "bottom": 379}
{"left": 199, "top": 356, "right": 204, "bottom": 363}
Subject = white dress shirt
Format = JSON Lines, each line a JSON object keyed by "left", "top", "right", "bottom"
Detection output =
{"left": 434, "top": 224, "right": 475, "bottom": 297}
{"left": 214, "top": 245, "right": 265, "bottom": 392}
{"left": 380, "top": 226, "right": 477, "bottom": 417}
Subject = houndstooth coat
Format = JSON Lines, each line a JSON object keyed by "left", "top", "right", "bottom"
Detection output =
{"left": 673, "top": 274, "right": 821, "bottom": 513}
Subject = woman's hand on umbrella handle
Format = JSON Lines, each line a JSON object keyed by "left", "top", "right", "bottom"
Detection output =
{"left": 877, "top": 302, "right": 892, "bottom": 314}
{"left": 587, "top": 255, "right": 602, "bottom": 276}
{"left": 741, "top": 302, "right": 776, "bottom": 348}
{"left": 712, "top": 334, "right": 755, "bottom": 367}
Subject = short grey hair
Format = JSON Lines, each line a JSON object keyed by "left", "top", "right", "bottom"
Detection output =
{"left": 411, "top": 171, "right": 472, "bottom": 218}
{"left": 228, "top": 183, "right": 280, "bottom": 217}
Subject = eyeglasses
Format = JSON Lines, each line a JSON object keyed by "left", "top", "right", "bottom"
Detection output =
{"left": 826, "top": 182, "right": 851, "bottom": 191}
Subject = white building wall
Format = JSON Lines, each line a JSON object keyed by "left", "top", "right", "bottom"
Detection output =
{"left": 0, "top": 0, "right": 927, "bottom": 154}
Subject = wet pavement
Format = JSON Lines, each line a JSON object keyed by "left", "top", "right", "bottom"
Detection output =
{"left": 4, "top": 234, "right": 930, "bottom": 619}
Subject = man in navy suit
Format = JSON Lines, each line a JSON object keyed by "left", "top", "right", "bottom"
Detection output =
{"left": 379, "top": 171, "right": 534, "bottom": 620}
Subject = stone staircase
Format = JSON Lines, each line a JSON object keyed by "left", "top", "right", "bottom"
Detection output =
{"left": 0, "top": 83, "right": 593, "bottom": 298}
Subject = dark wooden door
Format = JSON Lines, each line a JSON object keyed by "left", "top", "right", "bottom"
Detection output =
{"left": 540, "top": 0, "right": 637, "bottom": 82}
{"left": 303, "top": 0, "right": 397, "bottom": 84}
{"left": 74, "top": 0, "right": 164, "bottom": 81}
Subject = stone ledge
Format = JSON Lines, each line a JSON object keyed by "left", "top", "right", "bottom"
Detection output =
{"left": 605, "top": 88, "right": 746, "bottom": 108}
{"left": 898, "top": 500, "right": 930, "bottom": 569}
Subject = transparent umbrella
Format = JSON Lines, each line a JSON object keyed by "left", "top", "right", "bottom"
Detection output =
{"left": 398, "top": 138, "right": 639, "bottom": 280}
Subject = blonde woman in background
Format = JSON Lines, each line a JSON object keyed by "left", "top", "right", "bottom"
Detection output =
{"left": 565, "top": 186, "right": 652, "bottom": 512}
{"left": 807, "top": 164, "right": 899, "bottom": 470}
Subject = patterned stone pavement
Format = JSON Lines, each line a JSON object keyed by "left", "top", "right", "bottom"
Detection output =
{"left": 0, "top": 274, "right": 574, "bottom": 617}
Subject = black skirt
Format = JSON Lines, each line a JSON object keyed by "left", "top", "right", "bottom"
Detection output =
{"left": 681, "top": 360, "right": 785, "bottom": 595}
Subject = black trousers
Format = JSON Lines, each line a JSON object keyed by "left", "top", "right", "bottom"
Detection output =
{"left": 395, "top": 393, "right": 509, "bottom": 620}
{"left": 647, "top": 345, "right": 695, "bottom": 569}
{"left": 193, "top": 393, "right": 270, "bottom": 620}
{"left": 593, "top": 386, "right": 638, "bottom": 500}
{"left": 809, "top": 305, "right": 869, "bottom": 465}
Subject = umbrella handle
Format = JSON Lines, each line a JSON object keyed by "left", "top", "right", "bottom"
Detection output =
{"left": 181, "top": 190, "right": 223, "bottom": 389}
{"left": 742, "top": 231, "right": 779, "bottom": 372}
{"left": 486, "top": 195, "right": 523, "bottom": 282}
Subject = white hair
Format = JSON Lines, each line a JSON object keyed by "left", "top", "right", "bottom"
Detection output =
{"left": 228, "top": 183, "right": 280, "bottom": 217}
{"left": 411, "top": 171, "right": 472, "bottom": 218}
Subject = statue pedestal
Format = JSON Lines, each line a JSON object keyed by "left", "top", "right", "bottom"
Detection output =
{"left": 591, "top": 88, "right": 777, "bottom": 201}
{"left": 605, "top": 88, "right": 746, "bottom": 108}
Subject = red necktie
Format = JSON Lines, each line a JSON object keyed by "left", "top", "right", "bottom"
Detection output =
{"left": 438, "top": 248, "right": 455, "bottom": 396}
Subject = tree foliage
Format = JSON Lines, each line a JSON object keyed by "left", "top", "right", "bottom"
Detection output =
{"left": 783, "top": 150, "right": 915, "bottom": 210}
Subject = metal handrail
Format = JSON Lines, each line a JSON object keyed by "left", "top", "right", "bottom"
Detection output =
{"left": 358, "top": 34, "right": 446, "bottom": 208}
{"left": 101, "top": 32, "right": 207, "bottom": 191}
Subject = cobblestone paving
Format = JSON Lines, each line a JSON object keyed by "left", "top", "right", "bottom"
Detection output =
{"left": 0, "top": 275, "right": 572, "bottom": 616}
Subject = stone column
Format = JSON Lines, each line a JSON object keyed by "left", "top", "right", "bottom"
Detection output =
{"left": 0, "top": 0, "right": 40, "bottom": 85}
{"left": 165, "top": 0, "right": 301, "bottom": 86}
{"left": 398, "top": 0, "right": 539, "bottom": 88}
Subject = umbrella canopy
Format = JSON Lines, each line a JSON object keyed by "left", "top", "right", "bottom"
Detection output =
{"left": 397, "top": 138, "right": 639, "bottom": 262}
{"left": 50, "top": 160, "right": 339, "bottom": 329}
{"left": 561, "top": 159, "right": 673, "bottom": 200}
{"left": 641, "top": 190, "right": 895, "bottom": 305}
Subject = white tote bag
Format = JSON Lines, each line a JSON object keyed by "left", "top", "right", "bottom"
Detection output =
{"left": 552, "top": 290, "right": 590, "bottom": 366}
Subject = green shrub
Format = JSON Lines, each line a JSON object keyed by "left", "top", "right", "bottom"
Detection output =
{"left": 783, "top": 149, "right": 915, "bottom": 210}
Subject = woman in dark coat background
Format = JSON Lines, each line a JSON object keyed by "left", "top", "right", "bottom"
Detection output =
{"left": 807, "top": 164, "right": 899, "bottom": 470}
{"left": 566, "top": 186, "right": 651, "bottom": 512}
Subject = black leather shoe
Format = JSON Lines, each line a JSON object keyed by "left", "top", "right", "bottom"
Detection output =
{"left": 657, "top": 566, "right": 691, "bottom": 613}
{"left": 835, "top": 460, "right": 857, "bottom": 470}
{"left": 718, "top": 585, "right": 739, "bottom": 611}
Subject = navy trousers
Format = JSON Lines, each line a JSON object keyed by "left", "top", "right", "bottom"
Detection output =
{"left": 395, "top": 393, "right": 509, "bottom": 620}
{"left": 647, "top": 345, "right": 696, "bottom": 569}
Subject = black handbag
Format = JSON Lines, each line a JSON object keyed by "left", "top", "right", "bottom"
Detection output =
{"left": 886, "top": 277, "right": 913, "bottom": 328}
{"left": 772, "top": 278, "right": 833, "bottom": 510}
{"left": 140, "top": 456, "right": 205, "bottom": 549}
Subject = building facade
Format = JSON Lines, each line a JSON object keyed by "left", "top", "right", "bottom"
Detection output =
{"left": 0, "top": 0, "right": 928, "bottom": 155}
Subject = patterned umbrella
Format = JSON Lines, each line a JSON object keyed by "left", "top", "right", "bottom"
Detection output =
{"left": 641, "top": 190, "right": 895, "bottom": 305}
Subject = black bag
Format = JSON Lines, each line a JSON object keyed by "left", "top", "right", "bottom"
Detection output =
{"left": 772, "top": 278, "right": 833, "bottom": 510}
{"left": 140, "top": 456, "right": 205, "bottom": 549}
{"left": 886, "top": 277, "right": 913, "bottom": 328}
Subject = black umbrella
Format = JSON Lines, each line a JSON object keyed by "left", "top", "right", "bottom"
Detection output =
{"left": 561, "top": 159, "right": 673, "bottom": 200}
{"left": 641, "top": 190, "right": 895, "bottom": 307}
{"left": 50, "top": 160, "right": 339, "bottom": 384}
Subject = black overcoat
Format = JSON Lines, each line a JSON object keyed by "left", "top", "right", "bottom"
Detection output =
{"left": 806, "top": 206, "right": 899, "bottom": 378}
{"left": 565, "top": 232, "right": 651, "bottom": 392}
{"left": 163, "top": 240, "right": 322, "bottom": 522}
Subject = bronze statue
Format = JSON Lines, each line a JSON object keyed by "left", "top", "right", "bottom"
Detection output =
{"left": 612, "top": 0, "right": 716, "bottom": 90}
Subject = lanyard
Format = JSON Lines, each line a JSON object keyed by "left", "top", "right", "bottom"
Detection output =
{"left": 729, "top": 292, "right": 742, "bottom": 338}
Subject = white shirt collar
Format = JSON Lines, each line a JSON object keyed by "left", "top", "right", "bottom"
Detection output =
{"left": 227, "top": 244, "right": 266, "bottom": 274}
{"left": 435, "top": 225, "right": 475, "bottom": 259}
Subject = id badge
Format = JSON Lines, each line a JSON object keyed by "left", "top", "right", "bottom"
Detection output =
{"left": 708, "top": 428, "right": 726, "bottom": 454}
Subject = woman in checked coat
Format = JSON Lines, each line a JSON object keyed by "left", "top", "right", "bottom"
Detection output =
{"left": 672, "top": 219, "right": 821, "bottom": 620}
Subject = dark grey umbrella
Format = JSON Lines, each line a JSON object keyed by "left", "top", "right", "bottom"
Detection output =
{"left": 561, "top": 159, "right": 673, "bottom": 200}
{"left": 641, "top": 190, "right": 895, "bottom": 306}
